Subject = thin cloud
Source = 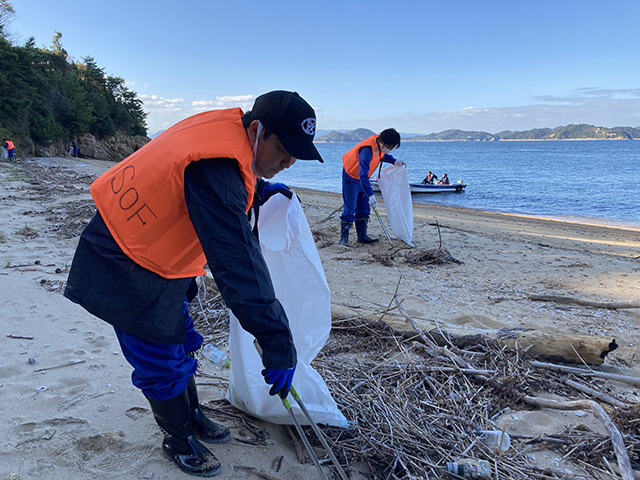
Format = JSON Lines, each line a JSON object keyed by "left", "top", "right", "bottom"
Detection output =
{"left": 140, "top": 94, "right": 257, "bottom": 134}
{"left": 192, "top": 95, "right": 255, "bottom": 112}
{"left": 138, "top": 94, "right": 185, "bottom": 115}
{"left": 332, "top": 88, "right": 640, "bottom": 134}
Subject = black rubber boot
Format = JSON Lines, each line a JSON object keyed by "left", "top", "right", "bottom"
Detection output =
{"left": 339, "top": 221, "right": 352, "bottom": 246}
{"left": 355, "top": 218, "right": 379, "bottom": 243}
{"left": 186, "top": 376, "right": 230, "bottom": 444}
{"left": 146, "top": 390, "right": 222, "bottom": 477}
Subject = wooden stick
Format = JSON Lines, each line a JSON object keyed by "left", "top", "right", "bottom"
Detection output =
{"left": 316, "top": 205, "right": 343, "bottom": 224}
{"left": 564, "top": 379, "right": 628, "bottom": 408}
{"left": 7, "top": 334, "right": 34, "bottom": 340}
{"left": 530, "top": 360, "right": 640, "bottom": 387}
{"left": 528, "top": 294, "right": 640, "bottom": 310}
{"left": 285, "top": 425, "right": 306, "bottom": 464}
{"left": 33, "top": 359, "right": 86, "bottom": 372}
{"left": 523, "top": 395, "right": 633, "bottom": 480}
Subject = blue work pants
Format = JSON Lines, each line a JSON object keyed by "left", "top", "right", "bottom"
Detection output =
{"left": 113, "top": 299, "right": 203, "bottom": 401}
{"left": 340, "top": 169, "right": 370, "bottom": 223}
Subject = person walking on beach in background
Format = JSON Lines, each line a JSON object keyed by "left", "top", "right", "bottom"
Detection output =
{"left": 64, "top": 91, "right": 323, "bottom": 477}
{"left": 422, "top": 170, "right": 437, "bottom": 184}
{"left": 3, "top": 139, "right": 15, "bottom": 162}
{"left": 70, "top": 140, "right": 78, "bottom": 157}
{"left": 339, "top": 129, "right": 404, "bottom": 246}
{"left": 437, "top": 173, "right": 450, "bottom": 185}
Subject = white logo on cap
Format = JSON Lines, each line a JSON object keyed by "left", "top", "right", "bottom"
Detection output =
{"left": 301, "top": 118, "right": 316, "bottom": 136}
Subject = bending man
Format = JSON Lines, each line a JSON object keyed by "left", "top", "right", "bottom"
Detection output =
{"left": 64, "top": 91, "right": 323, "bottom": 477}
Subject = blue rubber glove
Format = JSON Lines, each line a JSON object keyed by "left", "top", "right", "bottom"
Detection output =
{"left": 256, "top": 181, "right": 293, "bottom": 205}
{"left": 262, "top": 366, "right": 296, "bottom": 399}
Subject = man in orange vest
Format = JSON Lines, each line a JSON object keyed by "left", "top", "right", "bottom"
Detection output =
{"left": 64, "top": 91, "right": 323, "bottom": 477}
{"left": 3, "top": 139, "right": 15, "bottom": 162}
{"left": 340, "top": 129, "right": 403, "bottom": 246}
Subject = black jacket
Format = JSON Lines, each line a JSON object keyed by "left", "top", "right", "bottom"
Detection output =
{"left": 64, "top": 158, "right": 296, "bottom": 370}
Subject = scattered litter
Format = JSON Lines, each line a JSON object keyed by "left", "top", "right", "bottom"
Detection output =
{"left": 27, "top": 357, "right": 36, "bottom": 365}
{"left": 36, "top": 386, "right": 47, "bottom": 391}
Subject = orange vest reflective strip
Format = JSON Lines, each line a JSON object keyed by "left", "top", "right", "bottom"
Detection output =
{"left": 90, "top": 108, "right": 256, "bottom": 279}
{"left": 6, "top": 141, "right": 14, "bottom": 149}
{"left": 342, "top": 135, "right": 383, "bottom": 180}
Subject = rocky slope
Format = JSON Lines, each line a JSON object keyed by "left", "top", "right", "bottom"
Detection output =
{"left": 33, "top": 132, "right": 150, "bottom": 162}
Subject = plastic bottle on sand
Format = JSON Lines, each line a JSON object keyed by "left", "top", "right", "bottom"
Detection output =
{"left": 475, "top": 430, "right": 511, "bottom": 452}
{"left": 446, "top": 459, "right": 491, "bottom": 479}
{"left": 202, "top": 344, "right": 229, "bottom": 368}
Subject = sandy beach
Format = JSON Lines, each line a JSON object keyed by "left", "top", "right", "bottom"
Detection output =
{"left": 1, "top": 156, "right": 639, "bottom": 479}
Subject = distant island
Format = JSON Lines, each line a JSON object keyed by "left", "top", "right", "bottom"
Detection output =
{"left": 315, "top": 124, "right": 640, "bottom": 143}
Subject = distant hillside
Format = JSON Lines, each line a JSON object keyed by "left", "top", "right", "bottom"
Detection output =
{"left": 315, "top": 128, "right": 375, "bottom": 143}
{"left": 409, "top": 129, "right": 498, "bottom": 142}
{"left": 315, "top": 124, "right": 640, "bottom": 142}
{"left": 496, "top": 124, "right": 640, "bottom": 140}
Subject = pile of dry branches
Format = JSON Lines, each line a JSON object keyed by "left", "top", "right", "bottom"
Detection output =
{"left": 192, "top": 284, "right": 639, "bottom": 480}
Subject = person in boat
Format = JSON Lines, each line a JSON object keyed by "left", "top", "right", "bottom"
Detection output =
{"left": 63, "top": 91, "right": 324, "bottom": 477}
{"left": 340, "top": 129, "right": 404, "bottom": 246}
{"left": 422, "top": 171, "right": 437, "bottom": 184}
{"left": 437, "top": 173, "right": 450, "bottom": 185}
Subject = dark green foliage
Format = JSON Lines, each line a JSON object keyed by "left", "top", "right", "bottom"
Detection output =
{"left": 416, "top": 129, "right": 498, "bottom": 141}
{"left": 0, "top": 31, "right": 147, "bottom": 150}
{"left": 497, "top": 128, "right": 552, "bottom": 140}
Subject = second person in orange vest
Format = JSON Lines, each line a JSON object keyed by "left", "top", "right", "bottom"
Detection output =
{"left": 3, "top": 139, "right": 15, "bottom": 162}
{"left": 339, "top": 129, "right": 404, "bottom": 246}
{"left": 63, "top": 91, "right": 323, "bottom": 477}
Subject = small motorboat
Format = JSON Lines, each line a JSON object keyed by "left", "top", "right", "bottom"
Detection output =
{"left": 372, "top": 180, "right": 467, "bottom": 194}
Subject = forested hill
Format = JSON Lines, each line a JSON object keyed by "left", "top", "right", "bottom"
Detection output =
{"left": 315, "top": 124, "right": 640, "bottom": 142}
{"left": 0, "top": 5, "right": 149, "bottom": 159}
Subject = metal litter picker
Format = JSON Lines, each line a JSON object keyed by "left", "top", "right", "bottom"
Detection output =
{"left": 373, "top": 207, "right": 394, "bottom": 248}
{"left": 281, "top": 394, "right": 328, "bottom": 480}
{"left": 254, "top": 340, "right": 349, "bottom": 480}
{"left": 290, "top": 385, "right": 349, "bottom": 480}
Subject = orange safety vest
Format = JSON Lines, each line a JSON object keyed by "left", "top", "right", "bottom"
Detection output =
{"left": 5, "top": 140, "right": 15, "bottom": 149}
{"left": 342, "top": 135, "right": 384, "bottom": 180}
{"left": 91, "top": 108, "right": 256, "bottom": 279}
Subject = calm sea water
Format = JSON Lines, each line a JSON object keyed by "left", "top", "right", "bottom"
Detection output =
{"left": 274, "top": 140, "right": 640, "bottom": 228}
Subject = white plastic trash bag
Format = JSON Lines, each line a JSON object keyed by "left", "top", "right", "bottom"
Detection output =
{"left": 227, "top": 192, "right": 348, "bottom": 427}
{"left": 377, "top": 164, "right": 414, "bottom": 246}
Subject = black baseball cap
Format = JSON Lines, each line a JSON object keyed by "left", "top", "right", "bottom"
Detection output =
{"left": 251, "top": 91, "right": 323, "bottom": 162}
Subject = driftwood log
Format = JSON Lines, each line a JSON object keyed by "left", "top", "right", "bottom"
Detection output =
{"left": 331, "top": 304, "right": 618, "bottom": 366}
{"left": 528, "top": 293, "right": 640, "bottom": 310}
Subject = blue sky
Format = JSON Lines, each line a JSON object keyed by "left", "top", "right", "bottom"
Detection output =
{"left": 8, "top": 0, "right": 640, "bottom": 136}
